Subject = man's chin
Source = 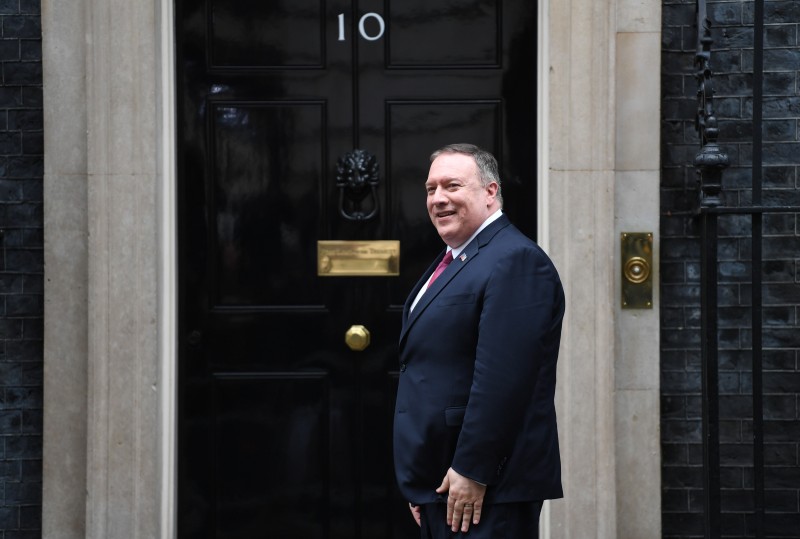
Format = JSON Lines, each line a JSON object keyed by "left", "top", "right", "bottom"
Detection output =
{"left": 437, "top": 231, "right": 463, "bottom": 248}
{"left": 435, "top": 227, "right": 452, "bottom": 242}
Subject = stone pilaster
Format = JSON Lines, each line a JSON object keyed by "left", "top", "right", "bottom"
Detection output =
{"left": 541, "top": 0, "right": 662, "bottom": 536}
{"left": 42, "top": 0, "right": 89, "bottom": 535}
{"left": 42, "top": 0, "right": 172, "bottom": 536}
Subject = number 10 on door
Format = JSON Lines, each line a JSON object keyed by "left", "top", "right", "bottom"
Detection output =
{"left": 338, "top": 12, "right": 386, "bottom": 42}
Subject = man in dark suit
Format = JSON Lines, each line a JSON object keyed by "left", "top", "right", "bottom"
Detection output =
{"left": 393, "top": 144, "right": 564, "bottom": 538}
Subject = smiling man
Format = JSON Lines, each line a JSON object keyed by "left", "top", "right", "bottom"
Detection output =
{"left": 393, "top": 144, "right": 565, "bottom": 538}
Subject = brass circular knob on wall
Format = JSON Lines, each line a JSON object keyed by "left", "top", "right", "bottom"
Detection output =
{"left": 345, "top": 325, "right": 370, "bottom": 351}
{"left": 623, "top": 256, "right": 651, "bottom": 284}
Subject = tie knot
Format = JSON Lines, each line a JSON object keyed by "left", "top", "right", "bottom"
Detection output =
{"left": 427, "top": 251, "right": 454, "bottom": 289}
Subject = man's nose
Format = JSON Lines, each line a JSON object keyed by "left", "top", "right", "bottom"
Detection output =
{"left": 430, "top": 186, "right": 447, "bottom": 204}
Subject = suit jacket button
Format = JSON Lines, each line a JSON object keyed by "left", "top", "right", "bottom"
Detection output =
{"left": 400, "top": 363, "right": 407, "bottom": 372}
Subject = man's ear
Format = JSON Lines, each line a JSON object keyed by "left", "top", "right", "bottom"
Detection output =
{"left": 485, "top": 181, "right": 499, "bottom": 201}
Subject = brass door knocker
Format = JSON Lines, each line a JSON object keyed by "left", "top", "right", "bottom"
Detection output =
{"left": 336, "top": 149, "right": 380, "bottom": 221}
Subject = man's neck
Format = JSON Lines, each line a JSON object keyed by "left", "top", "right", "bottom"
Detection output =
{"left": 448, "top": 208, "right": 503, "bottom": 255}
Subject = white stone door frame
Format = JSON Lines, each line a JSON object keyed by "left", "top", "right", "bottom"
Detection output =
{"left": 41, "top": 0, "right": 661, "bottom": 537}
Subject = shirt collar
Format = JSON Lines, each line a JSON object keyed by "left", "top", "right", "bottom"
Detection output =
{"left": 448, "top": 209, "right": 503, "bottom": 259}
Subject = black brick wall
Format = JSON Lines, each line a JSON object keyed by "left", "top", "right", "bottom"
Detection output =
{"left": 662, "top": 0, "right": 800, "bottom": 537}
{"left": 0, "top": 0, "right": 42, "bottom": 537}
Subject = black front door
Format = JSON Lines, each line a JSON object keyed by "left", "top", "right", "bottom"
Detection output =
{"left": 176, "top": 1, "right": 538, "bottom": 537}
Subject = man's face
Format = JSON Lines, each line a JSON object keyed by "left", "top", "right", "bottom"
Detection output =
{"left": 425, "top": 153, "right": 499, "bottom": 248}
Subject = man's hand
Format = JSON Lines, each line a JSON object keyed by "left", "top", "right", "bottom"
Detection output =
{"left": 435, "top": 467, "right": 486, "bottom": 533}
{"left": 408, "top": 503, "right": 421, "bottom": 527}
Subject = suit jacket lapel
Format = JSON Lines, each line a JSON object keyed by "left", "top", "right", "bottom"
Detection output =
{"left": 401, "top": 251, "right": 443, "bottom": 325}
{"left": 399, "top": 215, "right": 511, "bottom": 345}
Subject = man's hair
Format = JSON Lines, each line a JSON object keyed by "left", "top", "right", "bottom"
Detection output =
{"left": 430, "top": 143, "right": 503, "bottom": 205}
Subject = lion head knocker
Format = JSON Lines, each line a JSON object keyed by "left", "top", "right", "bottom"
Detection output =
{"left": 335, "top": 149, "right": 380, "bottom": 221}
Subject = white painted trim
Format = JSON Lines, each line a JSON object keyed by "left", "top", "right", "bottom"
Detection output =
{"left": 537, "top": 1, "right": 551, "bottom": 537}
{"left": 158, "top": 0, "right": 178, "bottom": 536}
{"left": 537, "top": 0, "right": 550, "bottom": 253}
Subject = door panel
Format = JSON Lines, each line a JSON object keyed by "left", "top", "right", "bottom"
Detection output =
{"left": 213, "top": 374, "right": 332, "bottom": 539}
{"left": 210, "top": 102, "right": 325, "bottom": 306}
{"left": 177, "top": 1, "right": 537, "bottom": 537}
{"left": 387, "top": 0, "right": 500, "bottom": 66}
{"left": 209, "top": 0, "right": 326, "bottom": 68}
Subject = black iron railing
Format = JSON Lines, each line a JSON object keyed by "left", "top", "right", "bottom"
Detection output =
{"left": 694, "top": 1, "right": 800, "bottom": 537}
{"left": 693, "top": 4, "right": 725, "bottom": 533}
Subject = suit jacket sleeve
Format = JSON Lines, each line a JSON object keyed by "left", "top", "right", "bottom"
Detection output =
{"left": 450, "top": 244, "right": 564, "bottom": 485}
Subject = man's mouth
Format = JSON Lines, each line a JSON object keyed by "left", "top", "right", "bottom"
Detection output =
{"left": 436, "top": 211, "right": 456, "bottom": 219}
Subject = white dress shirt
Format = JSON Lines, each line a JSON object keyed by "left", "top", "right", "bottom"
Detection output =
{"left": 409, "top": 209, "right": 503, "bottom": 312}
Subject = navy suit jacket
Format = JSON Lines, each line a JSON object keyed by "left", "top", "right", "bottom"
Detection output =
{"left": 393, "top": 215, "right": 564, "bottom": 505}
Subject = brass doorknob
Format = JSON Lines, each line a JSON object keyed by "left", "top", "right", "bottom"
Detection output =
{"left": 345, "top": 325, "right": 370, "bottom": 351}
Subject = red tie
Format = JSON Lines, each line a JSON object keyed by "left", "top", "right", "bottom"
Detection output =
{"left": 427, "top": 251, "right": 453, "bottom": 288}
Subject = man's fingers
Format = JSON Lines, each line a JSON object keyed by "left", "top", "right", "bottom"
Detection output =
{"left": 460, "top": 503, "right": 474, "bottom": 532}
{"left": 447, "top": 499, "right": 482, "bottom": 532}
{"left": 408, "top": 503, "right": 421, "bottom": 527}
{"left": 450, "top": 503, "right": 462, "bottom": 532}
{"left": 439, "top": 468, "right": 487, "bottom": 530}
{"left": 472, "top": 502, "right": 483, "bottom": 525}
{"left": 435, "top": 475, "right": 450, "bottom": 494}
{"left": 450, "top": 500, "right": 475, "bottom": 533}
{"left": 445, "top": 496, "right": 455, "bottom": 526}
